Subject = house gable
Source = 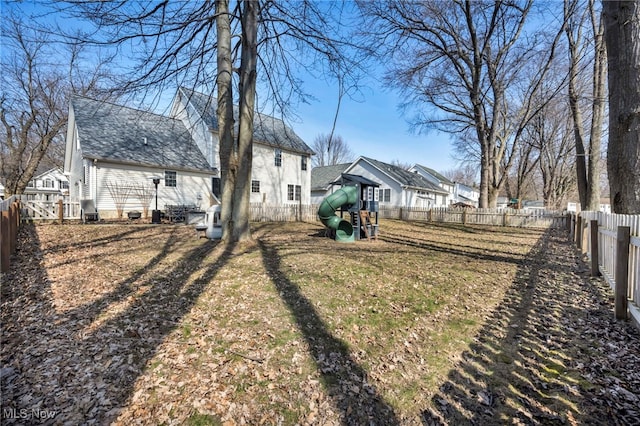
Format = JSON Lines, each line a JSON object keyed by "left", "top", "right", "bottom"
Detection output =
{"left": 173, "top": 87, "right": 314, "bottom": 205}
{"left": 175, "top": 87, "right": 315, "bottom": 156}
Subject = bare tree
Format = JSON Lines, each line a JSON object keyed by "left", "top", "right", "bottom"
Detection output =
{"left": 67, "top": 1, "right": 361, "bottom": 242}
{"left": 565, "top": 0, "right": 607, "bottom": 211}
{"left": 528, "top": 100, "right": 578, "bottom": 209}
{"left": 357, "top": 1, "right": 565, "bottom": 208}
{"left": 0, "top": 14, "right": 113, "bottom": 196}
{"left": 442, "top": 164, "right": 479, "bottom": 187}
{"left": 390, "top": 159, "right": 412, "bottom": 171}
{"left": 311, "top": 133, "right": 354, "bottom": 167}
{"left": 603, "top": 0, "right": 640, "bottom": 213}
{"left": 504, "top": 138, "right": 540, "bottom": 203}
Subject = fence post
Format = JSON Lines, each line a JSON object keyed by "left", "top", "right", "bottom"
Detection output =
{"left": 590, "top": 220, "right": 600, "bottom": 277}
{"left": 576, "top": 216, "right": 583, "bottom": 248}
{"left": 569, "top": 214, "right": 575, "bottom": 241}
{"left": 399, "top": 207, "right": 403, "bottom": 220}
{"left": 9, "top": 203, "right": 17, "bottom": 256}
{"left": 462, "top": 209, "right": 467, "bottom": 225}
{"left": 581, "top": 219, "right": 589, "bottom": 255}
{"left": 615, "top": 226, "right": 630, "bottom": 320}
{"left": 1, "top": 211, "right": 8, "bottom": 273}
{"left": 502, "top": 212, "right": 507, "bottom": 227}
{"left": 428, "top": 209, "right": 432, "bottom": 223}
{"left": 58, "top": 199, "right": 64, "bottom": 224}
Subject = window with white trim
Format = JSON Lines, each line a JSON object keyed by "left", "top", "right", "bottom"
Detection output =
{"left": 165, "top": 171, "right": 177, "bottom": 187}
{"left": 379, "top": 188, "right": 391, "bottom": 203}
{"left": 287, "top": 184, "right": 301, "bottom": 201}
{"left": 251, "top": 180, "right": 260, "bottom": 193}
{"left": 275, "top": 149, "right": 282, "bottom": 167}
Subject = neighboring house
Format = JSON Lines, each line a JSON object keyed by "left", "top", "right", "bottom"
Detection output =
{"left": 171, "top": 87, "right": 314, "bottom": 205}
{"left": 64, "top": 96, "right": 216, "bottom": 218}
{"left": 409, "top": 164, "right": 454, "bottom": 206}
{"left": 22, "top": 168, "right": 70, "bottom": 203}
{"left": 0, "top": 169, "right": 69, "bottom": 202}
{"left": 310, "top": 163, "right": 351, "bottom": 204}
{"left": 567, "top": 201, "right": 611, "bottom": 214}
{"left": 496, "top": 196, "right": 510, "bottom": 209}
{"left": 343, "top": 157, "right": 449, "bottom": 208}
{"left": 452, "top": 183, "right": 480, "bottom": 208}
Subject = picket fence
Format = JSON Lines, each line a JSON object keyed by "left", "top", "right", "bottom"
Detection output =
{"left": 579, "top": 210, "right": 640, "bottom": 326}
{"left": 249, "top": 203, "right": 569, "bottom": 229}
{"left": 380, "top": 206, "right": 568, "bottom": 228}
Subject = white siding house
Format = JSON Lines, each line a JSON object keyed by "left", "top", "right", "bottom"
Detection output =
{"left": 453, "top": 183, "right": 480, "bottom": 208}
{"left": 64, "top": 90, "right": 314, "bottom": 218}
{"left": 20, "top": 168, "right": 70, "bottom": 203}
{"left": 409, "top": 164, "right": 454, "bottom": 206}
{"left": 170, "top": 88, "right": 314, "bottom": 205}
{"left": 64, "top": 96, "right": 216, "bottom": 218}
{"left": 343, "top": 157, "right": 449, "bottom": 208}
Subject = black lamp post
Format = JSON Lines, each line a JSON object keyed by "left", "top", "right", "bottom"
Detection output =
{"left": 151, "top": 177, "right": 161, "bottom": 224}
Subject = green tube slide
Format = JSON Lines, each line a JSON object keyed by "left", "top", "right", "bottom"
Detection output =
{"left": 318, "top": 185, "right": 358, "bottom": 242}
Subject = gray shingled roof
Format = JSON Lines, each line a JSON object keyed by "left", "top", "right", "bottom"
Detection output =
{"left": 72, "top": 96, "right": 213, "bottom": 172}
{"left": 311, "top": 163, "right": 351, "bottom": 190}
{"left": 362, "top": 157, "right": 447, "bottom": 194}
{"left": 178, "top": 87, "right": 314, "bottom": 155}
{"left": 414, "top": 164, "right": 453, "bottom": 185}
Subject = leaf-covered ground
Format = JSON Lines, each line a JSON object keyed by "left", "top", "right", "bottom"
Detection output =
{"left": 1, "top": 220, "right": 639, "bottom": 425}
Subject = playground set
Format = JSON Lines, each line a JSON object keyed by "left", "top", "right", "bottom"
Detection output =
{"left": 317, "top": 173, "right": 380, "bottom": 243}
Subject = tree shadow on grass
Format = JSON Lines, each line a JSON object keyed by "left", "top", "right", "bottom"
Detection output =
{"left": 1, "top": 223, "right": 236, "bottom": 424}
{"left": 257, "top": 237, "right": 400, "bottom": 425}
{"left": 419, "top": 228, "right": 619, "bottom": 425}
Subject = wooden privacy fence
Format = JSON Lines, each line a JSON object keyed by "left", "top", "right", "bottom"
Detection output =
{"left": 577, "top": 211, "right": 640, "bottom": 326}
{"left": 1, "top": 196, "right": 22, "bottom": 273}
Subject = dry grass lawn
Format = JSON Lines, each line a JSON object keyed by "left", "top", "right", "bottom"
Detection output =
{"left": 3, "top": 219, "right": 638, "bottom": 425}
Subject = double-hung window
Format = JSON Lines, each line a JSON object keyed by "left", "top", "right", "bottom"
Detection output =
{"left": 165, "top": 171, "right": 177, "bottom": 187}
{"left": 275, "top": 149, "right": 282, "bottom": 167}
{"left": 287, "top": 184, "right": 301, "bottom": 201}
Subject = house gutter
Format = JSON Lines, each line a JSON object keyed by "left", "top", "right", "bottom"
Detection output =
{"left": 401, "top": 184, "right": 448, "bottom": 195}
{"left": 84, "top": 155, "right": 218, "bottom": 175}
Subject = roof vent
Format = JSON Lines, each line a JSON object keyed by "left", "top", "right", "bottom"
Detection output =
{"left": 143, "top": 137, "right": 148, "bottom": 145}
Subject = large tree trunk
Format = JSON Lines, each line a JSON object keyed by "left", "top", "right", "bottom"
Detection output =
{"left": 232, "top": 0, "right": 258, "bottom": 242}
{"left": 567, "top": 55, "right": 589, "bottom": 210}
{"left": 216, "top": 0, "right": 237, "bottom": 241}
{"left": 603, "top": 1, "right": 640, "bottom": 213}
{"left": 587, "top": 6, "right": 606, "bottom": 211}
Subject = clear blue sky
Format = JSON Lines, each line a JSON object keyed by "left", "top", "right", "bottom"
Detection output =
{"left": 4, "top": 1, "right": 459, "bottom": 173}
{"left": 293, "top": 75, "right": 458, "bottom": 172}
